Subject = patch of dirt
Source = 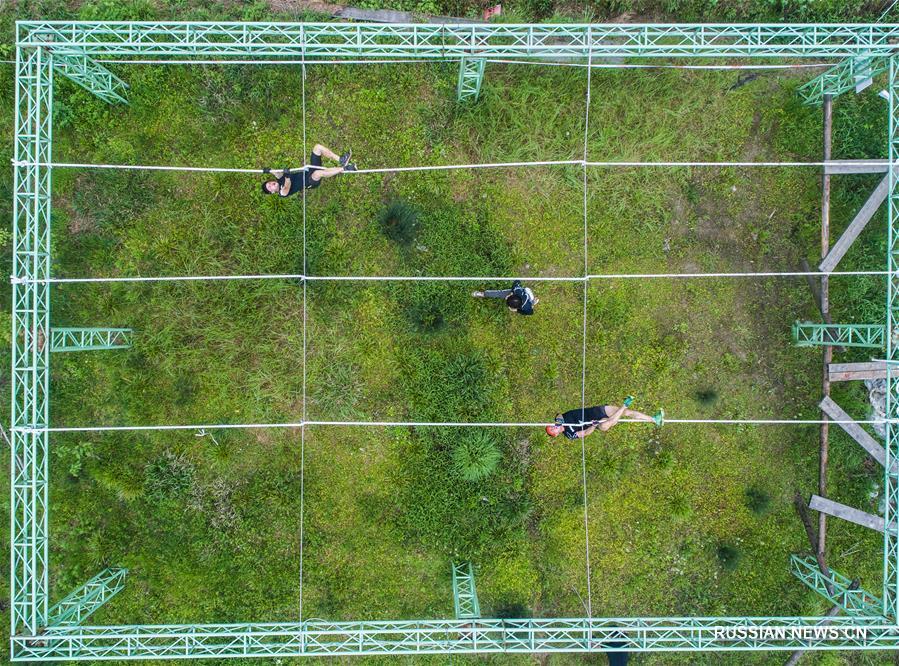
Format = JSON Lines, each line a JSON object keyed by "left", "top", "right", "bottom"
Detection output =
{"left": 267, "top": 0, "right": 342, "bottom": 15}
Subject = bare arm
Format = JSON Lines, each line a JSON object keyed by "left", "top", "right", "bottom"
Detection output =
{"left": 279, "top": 175, "right": 292, "bottom": 196}
{"left": 575, "top": 424, "right": 598, "bottom": 438}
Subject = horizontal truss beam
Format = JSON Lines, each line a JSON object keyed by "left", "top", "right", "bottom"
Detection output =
{"left": 11, "top": 617, "right": 895, "bottom": 660}
{"left": 799, "top": 55, "right": 890, "bottom": 105}
{"left": 793, "top": 322, "right": 885, "bottom": 348}
{"left": 16, "top": 22, "right": 899, "bottom": 58}
{"left": 49, "top": 327, "right": 132, "bottom": 352}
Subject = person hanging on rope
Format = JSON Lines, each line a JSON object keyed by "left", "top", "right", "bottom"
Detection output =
{"left": 545, "top": 397, "right": 663, "bottom": 439}
{"left": 472, "top": 280, "right": 539, "bottom": 315}
{"left": 261, "top": 144, "right": 356, "bottom": 196}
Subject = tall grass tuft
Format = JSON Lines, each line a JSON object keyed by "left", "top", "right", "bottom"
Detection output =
{"left": 379, "top": 199, "right": 420, "bottom": 245}
{"left": 451, "top": 431, "right": 502, "bottom": 482}
{"left": 745, "top": 485, "right": 771, "bottom": 515}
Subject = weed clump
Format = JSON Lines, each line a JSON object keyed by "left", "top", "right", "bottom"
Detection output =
{"left": 379, "top": 199, "right": 420, "bottom": 245}
{"left": 452, "top": 430, "right": 502, "bottom": 482}
{"left": 695, "top": 388, "right": 718, "bottom": 406}
{"left": 144, "top": 450, "right": 195, "bottom": 502}
{"left": 716, "top": 543, "right": 741, "bottom": 571}
{"left": 745, "top": 485, "right": 771, "bottom": 515}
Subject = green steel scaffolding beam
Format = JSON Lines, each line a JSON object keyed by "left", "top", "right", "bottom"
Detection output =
{"left": 792, "top": 321, "right": 885, "bottom": 348}
{"left": 49, "top": 328, "right": 132, "bottom": 352}
{"left": 885, "top": 55, "right": 899, "bottom": 621}
{"left": 791, "top": 556, "right": 883, "bottom": 617}
{"left": 457, "top": 57, "right": 485, "bottom": 102}
{"left": 10, "top": 616, "right": 897, "bottom": 660}
{"left": 11, "top": 45, "right": 52, "bottom": 638}
{"left": 16, "top": 22, "right": 899, "bottom": 59}
{"left": 451, "top": 562, "right": 481, "bottom": 619}
{"left": 10, "top": 20, "right": 899, "bottom": 661}
{"left": 46, "top": 568, "right": 127, "bottom": 628}
{"left": 799, "top": 54, "right": 890, "bottom": 106}
{"left": 49, "top": 50, "right": 128, "bottom": 104}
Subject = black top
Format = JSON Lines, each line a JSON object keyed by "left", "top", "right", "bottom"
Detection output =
{"left": 277, "top": 168, "right": 319, "bottom": 196}
{"left": 559, "top": 405, "right": 607, "bottom": 440}
{"left": 510, "top": 280, "right": 535, "bottom": 315}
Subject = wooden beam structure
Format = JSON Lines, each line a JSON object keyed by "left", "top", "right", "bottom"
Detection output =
{"left": 819, "top": 396, "right": 891, "bottom": 469}
{"left": 828, "top": 361, "right": 888, "bottom": 382}
{"left": 819, "top": 94, "right": 834, "bottom": 562}
{"left": 819, "top": 170, "right": 893, "bottom": 273}
{"left": 809, "top": 494, "right": 886, "bottom": 532}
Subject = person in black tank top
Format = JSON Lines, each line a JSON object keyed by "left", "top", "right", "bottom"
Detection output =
{"left": 545, "top": 398, "right": 663, "bottom": 439}
{"left": 261, "top": 143, "right": 357, "bottom": 197}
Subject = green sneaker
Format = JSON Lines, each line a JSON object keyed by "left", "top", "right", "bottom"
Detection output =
{"left": 623, "top": 395, "right": 635, "bottom": 408}
{"left": 652, "top": 409, "right": 664, "bottom": 428}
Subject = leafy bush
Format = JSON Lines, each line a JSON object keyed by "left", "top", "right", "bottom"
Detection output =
{"left": 451, "top": 430, "right": 502, "bottom": 481}
{"left": 745, "top": 485, "right": 771, "bottom": 515}
{"left": 716, "top": 543, "right": 742, "bottom": 571}
{"left": 379, "top": 200, "right": 420, "bottom": 246}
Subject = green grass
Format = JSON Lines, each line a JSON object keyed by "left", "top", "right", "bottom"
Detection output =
{"left": 0, "top": 4, "right": 895, "bottom": 665}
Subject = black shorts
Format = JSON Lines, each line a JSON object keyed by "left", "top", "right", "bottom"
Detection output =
{"left": 304, "top": 151, "right": 323, "bottom": 190}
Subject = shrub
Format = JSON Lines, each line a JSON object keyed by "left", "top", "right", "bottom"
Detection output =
{"left": 452, "top": 430, "right": 502, "bottom": 482}
{"left": 716, "top": 543, "right": 741, "bottom": 571}
{"left": 745, "top": 485, "right": 771, "bottom": 515}
{"left": 379, "top": 200, "right": 420, "bottom": 245}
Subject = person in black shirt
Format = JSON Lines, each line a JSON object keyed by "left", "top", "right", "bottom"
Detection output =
{"left": 545, "top": 398, "right": 663, "bottom": 439}
{"left": 261, "top": 143, "right": 356, "bottom": 196}
{"left": 472, "top": 280, "right": 538, "bottom": 315}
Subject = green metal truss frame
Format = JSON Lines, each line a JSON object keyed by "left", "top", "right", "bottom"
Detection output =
{"left": 800, "top": 54, "right": 891, "bottom": 105}
{"left": 10, "top": 19, "right": 899, "bottom": 661}
{"left": 792, "top": 321, "right": 886, "bottom": 348}
{"left": 48, "top": 328, "right": 132, "bottom": 352}
{"left": 452, "top": 562, "right": 481, "bottom": 619}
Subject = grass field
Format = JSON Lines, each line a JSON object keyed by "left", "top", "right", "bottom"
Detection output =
{"left": 1, "top": 8, "right": 896, "bottom": 666}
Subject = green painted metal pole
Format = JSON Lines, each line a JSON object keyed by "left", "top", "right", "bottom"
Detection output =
{"left": 49, "top": 328, "right": 132, "bottom": 352}
{"left": 792, "top": 321, "right": 885, "bottom": 348}
{"left": 791, "top": 555, "right": 883, "bottom": 617}
{"left": 451, "top": 562, "right": 481, "bottom": 619}
{"left": 46, "top": 568, "right": 127, "bottom": 627}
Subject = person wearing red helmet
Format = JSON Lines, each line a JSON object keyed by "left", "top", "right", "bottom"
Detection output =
{"left": 545, "top": 397, "right": 662, "bottom": 440}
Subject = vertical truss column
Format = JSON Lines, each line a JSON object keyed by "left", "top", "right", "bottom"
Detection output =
{"left": 11, "top": 46, "right": 52, "bottom": 636}
{"left": 47, "top": 568, "right": 127, "bottom": 627}
{"left": 792, "top": 322, "right": 885, "bottom": 348}
{"left": 451, "top": 562, "right": 481, "bottom": 619}
{"left": 799, "top": 54, "right": 888, "bottom": 106}
{"left": 885, "top": 55, "right": 899, "bottom": 622}
{"left": 49, "top": 327, "right": 132, "bottom": 352}
{"left": 457, "top": 57, "right": 485, "bottom": 103}
{"left": 791, "top": 556, "right": 883, "bottom": 617}
{"left": 48, "top": 49, "right": 127, "bottom": 104}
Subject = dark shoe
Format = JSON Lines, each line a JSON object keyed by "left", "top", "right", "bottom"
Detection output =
{"left": 343, "top": 162, "right": 358, "bottom": 172}
{"left": 339, "top": 150, "right": 352, "bottom": 167}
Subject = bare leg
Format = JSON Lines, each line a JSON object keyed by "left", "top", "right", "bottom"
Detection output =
{"left": 483, "top": 289, "right": 513, "bottom": 299}
{"left": 313, "top": 143, "right": 341, "bottom": 162}
{"left": 310, "top": 166, "right": 345, "bottom": 183}
{"left": 598, "top": 404, "right": 626, "bottom": 432}
{"left": 624, "top": 408, "right": 654, "bottom": 423}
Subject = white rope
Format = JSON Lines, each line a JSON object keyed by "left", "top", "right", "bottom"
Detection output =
{"left": 93, "top": 57, "right": 836, "bottom": 71}
{"left": 22, "top": 270, "right": 889, "bottom": 285}
{"left": 22, "top": 418, "right": 892, "bottom": 433}
{"left": 19, "top": 158, "right": 894, "bottom": 175}
{"left": 485, "top": 58, "right": 836, "bottom": 70}
{"left": 579, "top": 47, "right": 594, "bottom": 619}
{"left": 97, "top": 58, "right": 459, "bottom": 66}
{"left": 299, "top": 56, "right": 308, "bottom": 624}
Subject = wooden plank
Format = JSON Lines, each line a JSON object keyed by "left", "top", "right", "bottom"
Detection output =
{"left": 819, "top": 396, "right": 889, "bottom": 468}
{"left": 819, "top": 171, "right": 892, "bottom": 273}
{"left": 824, "top": 159, "right": 889, "bottom": 175}
{"left": 828, "top": 361, "right": 888, "bottom": 382}
{"left": 799, "top": 259, "right": 836, "bottom": 327}
{"left": 809, "top": 494, "right": 885, "bottom": 532}
{"left": 793, "top": 492, "right": 834, "bottom": 594}
{"left": 819, "top": 95, "right": 833, "bottom": 562}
